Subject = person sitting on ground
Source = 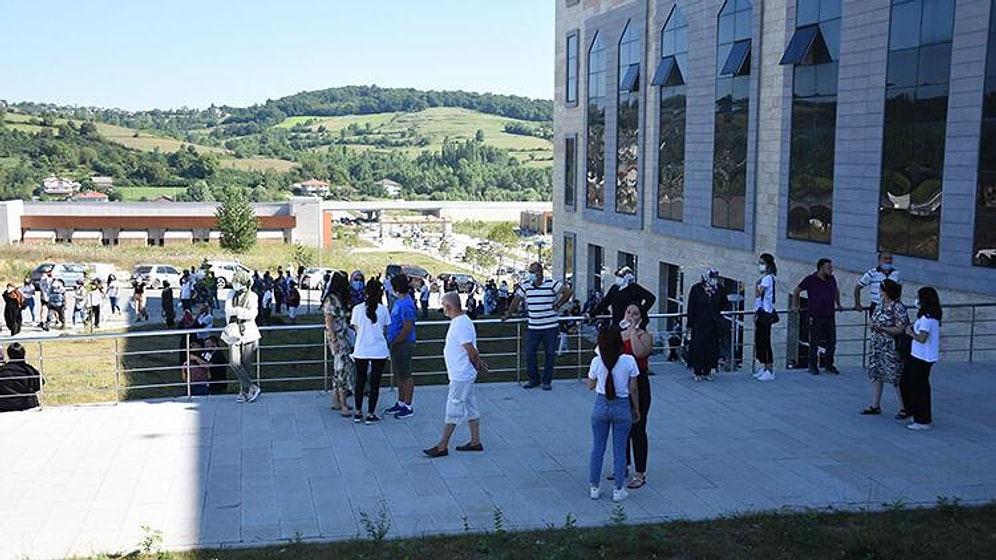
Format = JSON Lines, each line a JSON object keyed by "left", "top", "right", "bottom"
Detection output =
{"left": 0, "top": 343, "right": 44, "bottom": 412}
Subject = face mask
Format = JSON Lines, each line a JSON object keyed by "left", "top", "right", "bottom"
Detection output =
{"left": 351, "top": 280, "right": 364, "bottom": 291}
{"left": 914, "top": 298, "right": 920, "bottom": 308}
{"left": 880, "top": 263, "right": 893, "bottom": 272}
{"left": 758, "top": 264, "right": 767, "bottom": 273}
{"left": 708, "top": 277, "right": 719, "bottom": 288}
{"left": 527, "top": 273, "right": 538, "bottom": 283}
{"left": 615, "top": 276, "right": 626, "bottom": 288}
{"left": 232, "top": 282, "right": 243, "bottom": 292}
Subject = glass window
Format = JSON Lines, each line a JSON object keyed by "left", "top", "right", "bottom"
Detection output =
{"left": 880, "top": 0, "right": 954, "bottom": 260}
{"left": 563, "top": 233, "right": 576, "bottom": 285}
{"left": 589, "top": 244, "right": 604, "bottom": 291}
{"left": 659, "top": 7, "right": 689, "bottom": 221}
{"left": 586, "top": 33, "right": 606, "bottom": 210}
{"left": 973, "top": 9, "right": 996, "bottom": 266}
{"left": 787, "top": 0, "right": 840, "bottom": 243}
{"left": 565, "top": 135, "right": 577, "bottom": 207}
{"left": 618, "top": 251, "right": 638, "bottom": 279}
{"left": 713, "top": 0, "right": 753, "bottom": 230}
{"left": 616, "top": 21, "right": 641, "bottom": 215}
{"left": 566, "top": 33, "right": 579, "bottom": 105}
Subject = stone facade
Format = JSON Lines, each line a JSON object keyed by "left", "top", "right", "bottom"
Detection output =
{"left": 554, "top": 0, "right": 996, "bottom": 366}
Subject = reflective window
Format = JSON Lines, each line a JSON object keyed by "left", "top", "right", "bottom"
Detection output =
{"left": 879, "top": 0, "right": 954, "bottom": 260}
{"left": 564, "top": 233, "right": 576, "bottom": 285}
{"left": 566, "top": 32, "right": 579, "bottom": 106}
{"left": 616, "top": 21, "right": 641, "bottom": 215}
{"left": 586, "top": 33, "right": 606, "bottom": 210}
{"left": 785, "top": 0, "right": 840, "bottom": 243}
{"left": 658, "top": 7, "right": 688, "bottom": 221}
{"left": 565, "top": 135, "right": 577, "bottom": 207}
{"left": 589, "top": 243, "right": 604, "bottom": 291}
{"left": 973, "top": 1, "right": 996, "bottom": 267}
{"left": 714, "top": 0, "right": 752, "bottom": 231}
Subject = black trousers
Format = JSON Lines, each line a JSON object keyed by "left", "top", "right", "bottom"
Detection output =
{"left": 755, "top": 320, "right": 773, "bottom": 364}
{"left": 901, "top": 356, "right": 934, "bottom": 424}
{"left": 626, "top": 371, "right": 652, "bottom": 473}
{"left": 90, "top": 305, "right": 101, "bottom": 328}
{"left": 809, "top": 315, "right": 837, "bottom": 369}
{"left": 354, "top": 358, "right": 387, "bottom": 414}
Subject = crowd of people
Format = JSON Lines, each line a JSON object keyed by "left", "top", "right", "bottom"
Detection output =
{"left": 0, "top": 251, "right": 947, "bottom": 501}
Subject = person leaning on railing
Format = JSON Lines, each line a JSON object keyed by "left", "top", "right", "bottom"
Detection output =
{"left": 222, "top": 271, "right": 262, "bottom": 404}
{"left": 0, "top": 343, "right": 44, "bottom": 412}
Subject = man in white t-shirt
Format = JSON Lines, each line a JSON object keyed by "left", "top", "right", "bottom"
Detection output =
{"left": 423, "top": 292, "right": 488, "bottom": 458}
{"left": 853, "top": 252, "right": 901, "bottom": 312}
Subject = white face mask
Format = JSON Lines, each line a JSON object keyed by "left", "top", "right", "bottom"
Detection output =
{"left": 914, "top": 298, "right": 920, "bottom": 308}
{"left": 232, "top": 282, "right": 243, "bottom": 292}
{"left": 615, "top": 276, "right": 626, "bottom": 288}
{"left": 758, "top": 263, "right": 767, "bottom": 273}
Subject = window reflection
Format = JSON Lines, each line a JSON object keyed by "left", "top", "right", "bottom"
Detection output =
{"left": 565, "top": 136, "right": 576, "bottom": 207}
{"left": 616, "top": 21, "right": 641, "bottom": 215}
{"left": 567, "top": 33, "right": 579, "bottom": 105}
{"left": 713, "top": 0, "right": 752, "bottom": 231}
{"left": 879, "top": 0, "right": 953, "bottom": 260}
{"left": 973, "top": 5, "right": 996, "bottom": 267}
{"left": 587, "top": 33, "right": 606, "bottom": 210}
{"left": 658, "top": 7, "right": 688, "bottom": 221}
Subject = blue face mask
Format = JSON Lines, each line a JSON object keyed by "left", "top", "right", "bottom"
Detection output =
{"left": 351, "top": 280, "right": 364, "bottom": 291}
{"left": 527, "top": 273, "right": 538, "bottom": 283}
{"left": 880, "top": 263, "right": 893, "bottom": 272}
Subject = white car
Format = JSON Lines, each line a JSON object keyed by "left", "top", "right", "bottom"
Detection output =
{"left": 132, "top": 264, "right": 183, "bottom": 289}
{"left": 201, "top": 260, "right": 253, "bottom": 289}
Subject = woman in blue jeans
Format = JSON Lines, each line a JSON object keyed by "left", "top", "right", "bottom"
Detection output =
{"left": 586, "top": 325, "right": 641, "bottom": 502}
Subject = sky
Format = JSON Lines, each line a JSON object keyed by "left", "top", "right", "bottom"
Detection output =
{"left": 2, "top": 0, "right": 554, "bottom": 110}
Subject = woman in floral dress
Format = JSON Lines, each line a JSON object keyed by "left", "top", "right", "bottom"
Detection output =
{"left": 861, "top": 279, "right": 910, "bottom": 418}
{"left": 323, "top": 271, "right": 356, "bottom": 416}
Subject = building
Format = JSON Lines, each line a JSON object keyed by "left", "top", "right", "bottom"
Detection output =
{"left": 292, "top": 179, "right": 331, "bottom": 197}
{"left": 70, "top": 191, "right": 109, "bottom": 202}
{"left": 41, "top": 176, "right": 81, "bottom": 196}
{"left": 520, "top": 210, "right": 554, "bottom": 235}
{"left": 554, "top": 0, "right": 996, "bottom": 365}
{"left": 90, "top": 176, "right": 114, "bottom": 190}
{"left": 375, "top": 178, "right": 404, "bottom": 198}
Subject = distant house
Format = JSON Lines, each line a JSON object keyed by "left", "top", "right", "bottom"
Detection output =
{"left": 70, "top": 191, "right": 109, "bottom": 202}
{"left": 151, "top": 195, "right": 174, "bottom": 203}
{"left": 520, "top": 210, "right": 553, "bottom": 235}
{"left": 42, "top": 175, "right": 81, "bottom": 196}
{"left": 91, "top": 176, "right": 114, "bottom": 190}
{"left": 376, "top": 179, "right": 403, "bottom": 198}
{"left": 292, "top": 179, "right": 331, "bottom": 197}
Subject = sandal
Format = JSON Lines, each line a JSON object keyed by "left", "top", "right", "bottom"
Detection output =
{"left": 627, "top": 475, "right": 647, "bottom": 489}
{"left": 860, "top": 406, "right": 882, "bottom": 415}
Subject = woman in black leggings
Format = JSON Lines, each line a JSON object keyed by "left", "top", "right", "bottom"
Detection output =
{"left": 350, "top": 279, "right": 391, "bottom": 424}
{"left": 621, "top": 304, "right": 653, "bottom": 489}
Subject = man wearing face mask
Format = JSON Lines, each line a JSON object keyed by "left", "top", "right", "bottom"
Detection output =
{"left": 685, "top": 268, "right": 727, "bottom": 382}
{"left": 502, "top": 262, "right": 573, "bottom": 390}
{"left": 221, "top": 271, "right": 262, "bottom": 403}
{"left": 854, "top": 252, "right": 901, "bottom": 313}
{"left": 587, "top": 266, "right": 656, "bottom": 328}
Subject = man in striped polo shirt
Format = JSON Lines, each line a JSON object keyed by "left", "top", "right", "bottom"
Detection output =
{"left": 502, "top": 262, "right": 573, "bottom": 390}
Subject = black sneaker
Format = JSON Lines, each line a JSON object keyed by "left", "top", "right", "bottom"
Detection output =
{"left": 522, "top": 381, "right": 541, "bottom": 389}
{"left": 541, "top": 383, "right": 552, "bottom": 391}
{"left": 353, "top": 413, "right": 363, "bottom": 423}
{"left": 365, "top": 414, "right": 381, "bottom": 425}
{"left": 384, "top": 403, "right": 404, "bottom": 414}
{"left": 825, "top": 365, "right": 840, "bottom": 375}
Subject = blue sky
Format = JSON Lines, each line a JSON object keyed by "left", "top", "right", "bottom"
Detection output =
{"left": 2, "top": 0, "right": 554, "bottom": 110}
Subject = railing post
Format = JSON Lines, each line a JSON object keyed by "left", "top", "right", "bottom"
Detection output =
{"left": 969, "top": 305, "right": 977, "bottom": 363}
{"left": 113, "top": 337, "right": 121, "bottom": 403}
{"left": 731, "top": 316, "right": 737, "bottom": 373}
{"left": 323, "top": 328, "right": 330, "bottom": 392}
{"left": 37, "top": 340, "right": 45, "bottom": 408}
{"left": 861, "top": 309, "right": 868, "bottom": 369}
{"left": 515, "top": 321, "right": 522, "bottom": 384}
{"left": 576, "top": 318, "right": 582, "bottom": 381}
{"left": 255, "top": 335, "right": 262, "bottom": 386}
{"left": 185, "top": 334, "right": 192, "bottom": 399}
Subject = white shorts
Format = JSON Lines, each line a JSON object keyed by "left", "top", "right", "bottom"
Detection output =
{"left": 444, "top": 380, "right": 480, "bottom": 425}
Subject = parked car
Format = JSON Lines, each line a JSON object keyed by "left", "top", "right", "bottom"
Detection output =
{"left": 131, "top": 264, "right": 183, "bottom": 289}
{"left": 385, "top": 264, "right": 431, "bottom": 282}
{"left": 438, "top": 272, "right": 478, "bottom": 293}
{"left": 30, "top": 263, "right": 88, "bottom": 288}
{"left": 200, "top": 260, "right": 253, "bottom": 289}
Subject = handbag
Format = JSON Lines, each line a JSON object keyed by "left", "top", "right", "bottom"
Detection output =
{"left": 756, "top": 308, "right": 780, "bottom": 326}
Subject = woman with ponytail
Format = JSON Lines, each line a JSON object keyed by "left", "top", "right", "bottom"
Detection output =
{"left": 585, "top": 325, "right": 640, "bottom": 503}
{"left": 350, "top": 278, "right": 391, "bottom": 423}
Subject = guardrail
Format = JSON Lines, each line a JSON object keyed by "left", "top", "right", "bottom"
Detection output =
{"left": 2, "top": 302, "right": 994, "bottom": 407}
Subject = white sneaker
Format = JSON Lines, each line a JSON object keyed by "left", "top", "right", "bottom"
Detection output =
{"left": 612, "top": 488, "right": 629, "bottom": 502}
{"left": 247, "top": 385, "right": 261, "bottom": 403}
{"left": 235, "top": 392, "right": 248, "bottom": 403}
{"left": 752, "top": 369, "right": 766, "bottom": 379}
{"left": 907, "top": 422, "right": 932, "bottom": 431}
{"left": 756, "top": 370, "right": 776, "bottom": 382}
{"left": 589, "top": 485, "right": 602, "bottom": 500}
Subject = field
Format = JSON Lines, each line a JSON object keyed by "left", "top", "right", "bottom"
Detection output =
{"left": 275, "top": 107, "right": 553, "bottom": 166}
{"left": 115, "top": 186, "right": 188, "bottom": 201}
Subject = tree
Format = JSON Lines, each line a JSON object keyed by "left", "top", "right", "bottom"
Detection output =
{"left": 216, "top": 187, "right": 257, "bottom": 252}
{"left": 486, "top": 221, "right": 518, "bottom": 268}
{"left": 475, "top": 129, "right": 485, "bottom": 142}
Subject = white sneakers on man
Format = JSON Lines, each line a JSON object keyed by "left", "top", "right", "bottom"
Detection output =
{"left": 612, "top": 488, "right": 629, "bottom": 502}
{"left": 754, "top": 369, "right": 776, "bottom": 382}
{"left": 589, "top": 485, "right": 602, "bottom": 500}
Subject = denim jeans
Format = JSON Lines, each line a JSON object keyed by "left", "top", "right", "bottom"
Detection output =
{"left": 589, "top": 394, "right": 633, "bottom": 488}
{"left": 525, "top": 327, "right": 557, "bottom": 385}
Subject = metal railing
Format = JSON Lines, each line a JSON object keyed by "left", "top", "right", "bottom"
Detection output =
{"left": 2, "top": 302, "right": 994, "bottom": 407}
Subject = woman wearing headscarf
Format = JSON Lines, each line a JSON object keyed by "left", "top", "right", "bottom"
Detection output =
{"left": 685, "top": 268, "right": 727, "bottom": 382}
{"left": 349, "top": 270, "right": 367, "bottom": 308}
{"left": 221, "top": 270, "right": 262, "bottom": 403}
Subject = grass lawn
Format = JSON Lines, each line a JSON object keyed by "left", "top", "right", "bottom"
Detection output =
{"left": 93, "top": 123, "right": 227, "bottom": 155}
{"left": 73, "top": 502, "right": 996, "bottom": 559}
{"left": 116, "top": 186, "right": 188, "bottom": 201}
{"left": 274, "top": 108, "right": 552, "bottom": 164}
{"left": 219, "top": 156, "right": 298, "bottom": 173}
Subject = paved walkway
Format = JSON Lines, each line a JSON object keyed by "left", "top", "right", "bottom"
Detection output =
{"left": 2, "top": 360, "right": 995, "bottom": 559}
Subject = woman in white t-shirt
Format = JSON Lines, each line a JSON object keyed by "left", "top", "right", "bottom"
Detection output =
{"left": 586, "top": 325, "right": 640, "bottom": 503}
{"left": 351, "top": 279, "right": 391, "bottom": 424}
{"left": 753, "top": 253, "right": 778, "bottom": 381}
{"left": 901, "top": 286, "right": 942, "bottom": 431}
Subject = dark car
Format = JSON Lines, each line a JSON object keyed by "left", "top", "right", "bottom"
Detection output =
{"left": 385, "top": 264, "right": 430, "bottom": 282}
